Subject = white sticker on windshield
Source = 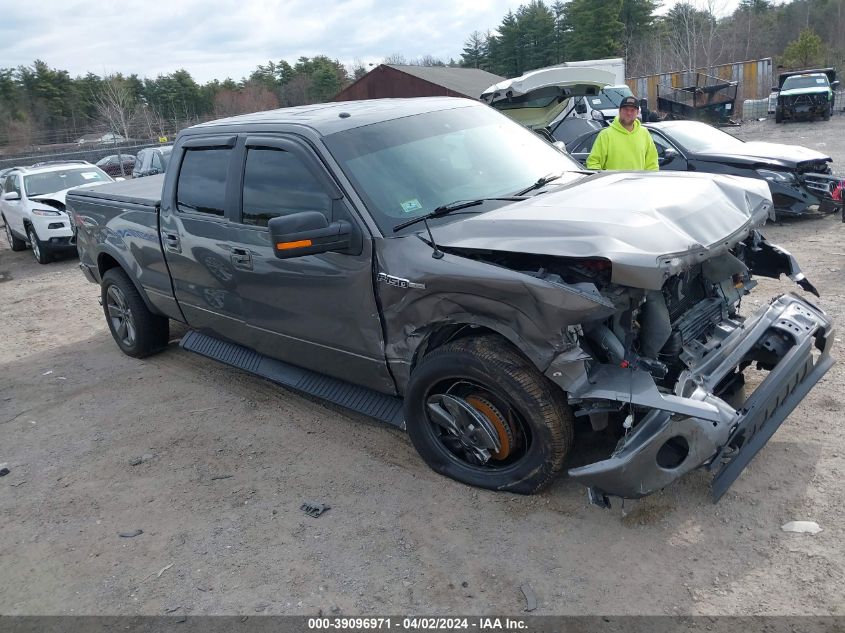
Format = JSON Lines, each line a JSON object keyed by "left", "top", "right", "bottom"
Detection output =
{"left": 400, "top": 199, "right": 422, "bottom": 213}
{"left": 591, "top": 98, "right": 602, "bottom": 105}
{"left": 725, "top": 103, "right": 732, "bottom": 110}
{"left": 81, "top": 172, "right": 99, "bottom": 180}
{"left": 816, "top": 78, "right": 826, "bottom": 84}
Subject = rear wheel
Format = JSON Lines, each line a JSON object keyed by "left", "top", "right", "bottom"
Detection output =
{"left": 3, "top": 216, "right": 26, "bottom": 251}
{"left": 27, "top": 225, "right": 52, "bottom": 264}
{"left": 101, "top": 268, "right": 169, "bottom": 358}
{"left": 404, "top": 335, "right": 574, "bottom": 494}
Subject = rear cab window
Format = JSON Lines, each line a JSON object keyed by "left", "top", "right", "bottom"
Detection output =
{"left": 176, "top": 147, "right": 232, "bottom": 216}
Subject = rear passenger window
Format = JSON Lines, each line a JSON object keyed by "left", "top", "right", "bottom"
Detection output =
{"left": 241, "top": 148, "right": 332, "bottom": 227}
{"left": 176, "top": 148, "right": 232, "bottom": 216}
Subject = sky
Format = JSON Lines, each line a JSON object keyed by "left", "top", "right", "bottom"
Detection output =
{"left": 0, "top": 0, "right": 744, "bottom": 84}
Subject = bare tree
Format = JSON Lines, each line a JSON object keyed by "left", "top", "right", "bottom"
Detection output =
{"left": 665, "top": 0, "right": 726, "bottom": 72}
{"left": 93, "top": 76, "right": 136, "bottom": 140}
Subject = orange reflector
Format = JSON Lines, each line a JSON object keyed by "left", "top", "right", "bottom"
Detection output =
{"left": 276, "top": 239, "right": 312, "bottom": 250}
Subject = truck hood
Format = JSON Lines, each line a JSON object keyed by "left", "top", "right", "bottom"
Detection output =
{"left": 694, "top": 141, "right": 831, "bottom": 169}
{"left": 779, "top": 87, "right": 831, "bottom": 97}
{"left": 481, "top": 67, "right": 616, "bottom": 129}
{"left": 433, "top": 171, "right": 773, "bottom": 290}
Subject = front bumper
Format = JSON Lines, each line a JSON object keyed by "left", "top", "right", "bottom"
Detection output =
{"left": 770, "top": 173, "right": 842, "bottom": 216}
{"left": 552, "top": 294, "right": 833, "bottom": 502}
{"left": 31, "top": 215, "right": 75, "bottom": 249}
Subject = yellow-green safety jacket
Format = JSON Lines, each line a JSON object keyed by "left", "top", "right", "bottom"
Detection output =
{"left": 585, "top": 117, "right": 659, "bottom": 171}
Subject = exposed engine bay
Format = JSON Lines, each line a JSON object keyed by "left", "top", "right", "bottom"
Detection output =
{"left": 451, "top": 229, "right": 833, "bottom": 504}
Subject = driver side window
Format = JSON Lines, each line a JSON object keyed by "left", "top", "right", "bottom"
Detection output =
{"left": 649, "top": 132, "right": 673, "bottom": 157}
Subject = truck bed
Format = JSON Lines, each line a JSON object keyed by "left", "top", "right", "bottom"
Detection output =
{"left": 68, "top": 174, "right": 164, "bottom": 208}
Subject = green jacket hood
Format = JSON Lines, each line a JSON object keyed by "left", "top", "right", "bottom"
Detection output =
{"left": 609, "top": 116, "right": 641, "bottom": 134}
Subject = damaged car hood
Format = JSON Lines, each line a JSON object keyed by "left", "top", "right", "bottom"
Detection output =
{"left": 30, "top": 181, "right": 111, "bottom": 209}
{"left": 695, "top": 141, "right": 831, "bottom": 168}
{"left": 433, "top": 171, "right": 773, "bottom": 290}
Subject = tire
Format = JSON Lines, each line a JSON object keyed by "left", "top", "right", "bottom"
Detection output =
{"left": 775, "top": 109, "right": 783, "bottom": 124}
{"left": 27, "top": 225, "right": 52, "bottom": 264}
{"left": 3, "top": 215, "right": 26, "bottom": 251}
{"left": 823, "top": 107, "right": 831, "bottom": 121}
{"left": 404, "top": 334, "right": 574, "bottom": 494}
{"left": 101, "top": 268, "right": 169, "bottom": 358}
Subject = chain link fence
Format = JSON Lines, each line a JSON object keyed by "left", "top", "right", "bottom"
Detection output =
{"left": 0, "top": 138, "right": 173, "bottom": 173}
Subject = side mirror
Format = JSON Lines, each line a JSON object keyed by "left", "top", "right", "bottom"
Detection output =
{"left": 2, "top": 191, "right": 20, "bottom": 201}
{"left": 268, "top": 211, "right": 351, "bottom": 259}
{"left": 771, "top": 87, "right": 780, "bottom": 93}
{"left": 832, "top": 80, "right": 840, "bottom": 89}
{"left": 659, "top": 148, "right": 678, "bottom": 166}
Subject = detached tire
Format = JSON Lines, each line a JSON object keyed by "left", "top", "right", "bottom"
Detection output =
{"left": 404, "top": 335, "right": 574, "bottom": 494}
{"left": 101, "top": 268, "right": 169, "bottom": 358}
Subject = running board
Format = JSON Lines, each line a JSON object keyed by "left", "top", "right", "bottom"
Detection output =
{"left": 180, "top": 330, "right": 405, "bottom": 429}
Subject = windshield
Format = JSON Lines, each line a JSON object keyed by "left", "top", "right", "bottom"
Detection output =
{"left": 589, "top": 85, "right": 633, "bottom": 109}
{"left": 661, "top": 121, "right": 745, "bottom": 153}
{"left": 323, "top": 104, "right": 584, "bottom": 235}
{"left": 782, "top": 75, "right": 830, "bottom": 91}
{"left": 24, "top": 167, "right": 112, "bottom": 196}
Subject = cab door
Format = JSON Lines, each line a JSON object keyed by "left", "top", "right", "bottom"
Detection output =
{"left": 226, "top": 135, "right": 394, "bottom": 393}
{"left": 158, "top": 135, "right": 250, "bottom": 345}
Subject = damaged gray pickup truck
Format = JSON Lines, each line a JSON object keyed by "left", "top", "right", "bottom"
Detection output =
{"left": 67, "top": 97, "right": 834, "bottom": 505}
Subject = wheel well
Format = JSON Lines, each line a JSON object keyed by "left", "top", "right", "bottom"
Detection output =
{"left": 98, "top": 253, "right": 121, "bottom": 278}
{"left": 412, "top": 324, "right": 513, "bottom": 371}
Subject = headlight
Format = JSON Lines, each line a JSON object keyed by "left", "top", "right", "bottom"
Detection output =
{"left": 757, "top": 169, "right": 796, "bottom": 184}
{"left": 31, "top": 208, "right": 61, "bottom": 216}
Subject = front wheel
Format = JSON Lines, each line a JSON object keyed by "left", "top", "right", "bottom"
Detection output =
{"left": 404, "top": 335, "right": 574, "bottom": 494}
{"left": 775, "top": 109, "right": 783, "bottom": 124}
{"left": 3, "top": 216, "right": 26, "bottom": 251}
{"left": 101, "top": 268, "right": 169, "bottom": 357}
{"left": 27, "top": 225, "right": 52, "bottom": 264}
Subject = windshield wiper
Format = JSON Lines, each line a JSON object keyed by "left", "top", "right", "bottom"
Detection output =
{"left": 392, "top": 198, "right": 518, "bottom": 233}
{"left": 513, "top": 172, "right": 566, "bottom": 196}
{"left": 392, "top": 197, "right": 522, "bottom": 260}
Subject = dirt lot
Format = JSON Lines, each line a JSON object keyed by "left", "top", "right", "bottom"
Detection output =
{"left": 1, "top": 116, "right": 844, "bottom": 617}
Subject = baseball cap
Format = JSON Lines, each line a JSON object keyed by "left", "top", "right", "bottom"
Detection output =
{"left": 619, "top": 96, "right": 640, "bottom": 109}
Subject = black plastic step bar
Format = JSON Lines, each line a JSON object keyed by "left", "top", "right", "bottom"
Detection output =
{"left": 180, "top": 330, "right": 405, "bottom": 429}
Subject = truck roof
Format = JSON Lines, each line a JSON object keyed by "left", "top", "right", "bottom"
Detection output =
{"left": 187, "top": 97, "right": 479, "bottom": 137}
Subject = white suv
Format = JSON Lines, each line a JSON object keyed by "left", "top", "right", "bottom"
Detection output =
{"left": 1, "top": 161, "right": 113, "bottom": 263}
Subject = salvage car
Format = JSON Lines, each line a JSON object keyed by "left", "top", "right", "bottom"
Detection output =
{"left": 67, "top": 97, "right": 834, "bottom": 505}
{"left": 481, "top": 66, "right": 616, "bottom": 131}
{"left": 774, "top": 69, "right": 838, "bottom": 123}
{"left": 133, "top": 145, "right": 172, "bottom": 178}
{"left": 96, "top": 153, "right": 136, "bottom": 177}
{"left": 564, "top": 119, "right": 843, "bottom": 217}
{"left": 1, "top": 161, "right": 113, "bottom": 263}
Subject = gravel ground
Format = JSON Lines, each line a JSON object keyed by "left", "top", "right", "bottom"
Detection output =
{"left": 1, "top": 115, "right": 844, "bottom": 617}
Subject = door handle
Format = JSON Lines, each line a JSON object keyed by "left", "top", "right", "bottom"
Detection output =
{"left": 162, "top": 232, "right": 181, "bottom": 253}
